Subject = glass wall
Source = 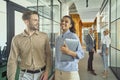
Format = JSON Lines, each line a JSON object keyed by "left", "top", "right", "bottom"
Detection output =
{"left": 0, "top": 0, "right": 7, "bottom": 65}
{"left": 0, "top": 1, "right": 7, "bottom": 80}
{"left": 0, "top": 0, "right": 61, "bottom": 79}
{"left": 110, "top": 21, "right": 116, "bottom": 67}
{"left": 110, "top": 0, "right": 120, "bottom": 79}
{"left": 100, "top": 2, "right": 109, "bottom": 28}
{"left": 100, "top": 1, "right": 109, "bottom": 39}
{"left": 111, "top": 0, "right": 116, "bottom": 22}
{"left": 117, "top": 0, "right": 120, "bottom": 19}
{"left": 99, "top": 0, "right": 120, "bottom": 79}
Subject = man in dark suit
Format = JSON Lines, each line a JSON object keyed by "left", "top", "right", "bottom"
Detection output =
{"left": 85, "top": 28, "right": 97, "bottom": 75}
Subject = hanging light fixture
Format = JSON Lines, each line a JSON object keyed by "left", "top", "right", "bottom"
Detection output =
{"left": 86, "top": 0, "right": 88, "bottom": 7}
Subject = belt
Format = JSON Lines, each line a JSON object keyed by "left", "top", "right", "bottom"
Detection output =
{"left": 21, "top": 66, "right": 46, "bottom": 74}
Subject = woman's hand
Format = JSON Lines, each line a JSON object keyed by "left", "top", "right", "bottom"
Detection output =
{"left": 60, "top": 43, "right": 77, "bottom": 57}
{"left": 106, "top": 48, "right": 108, "bottom": 56}
{"left": 60, "top": 44, "right": 69, "bottom": 55}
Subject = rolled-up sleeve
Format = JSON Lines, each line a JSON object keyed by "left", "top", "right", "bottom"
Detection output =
{"left": 75, "top": 41, "right": 84, "bottom": 59}
{"left": 74, "top": 35, "right": 84, "bottom": 59}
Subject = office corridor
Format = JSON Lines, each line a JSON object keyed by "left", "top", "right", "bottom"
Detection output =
{"left": 78, "top": 48, "right": 117, "bottom": 80}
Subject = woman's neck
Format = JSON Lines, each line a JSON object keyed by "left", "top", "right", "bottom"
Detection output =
{"left": 62, "top": 29, "right": 69, "bottom": 34}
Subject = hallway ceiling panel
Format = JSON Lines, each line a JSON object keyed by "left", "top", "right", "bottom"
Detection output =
{"left": 73, "top": 0, "right": 104, "bottom": 22}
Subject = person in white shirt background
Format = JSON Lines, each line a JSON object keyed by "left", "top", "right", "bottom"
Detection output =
{"left": 101, "top": 28, "right": 111, "bottom": 78}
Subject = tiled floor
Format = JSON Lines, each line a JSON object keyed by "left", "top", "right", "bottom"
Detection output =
{"left": 78, "top": 49, "right": 117, "bottom": 80}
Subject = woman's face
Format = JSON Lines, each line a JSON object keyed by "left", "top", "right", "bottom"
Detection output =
{"left": 60, "top": 17, "right": 72, "bottom": 33}
{"left": 103, "top": 31, "right": 106, "bottom": 35}
{"left": 105, "top": 30, "right": 109, "bottom": 35}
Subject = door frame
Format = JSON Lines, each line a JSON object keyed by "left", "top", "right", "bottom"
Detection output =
{"left": 6, "top": 1, "right": 29, "bottom": 56}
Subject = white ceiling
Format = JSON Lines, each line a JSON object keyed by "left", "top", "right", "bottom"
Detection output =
{"left": 10, "top": 0, "right": 103, "bottom": 22}
{"left": 71, "top": 0, "right": 104, "bottom": 22}
{"left": 59, "top": 0, "right": 104, "bottom": 22}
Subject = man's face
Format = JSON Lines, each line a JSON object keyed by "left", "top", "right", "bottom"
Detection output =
{"left": 89, "top": 28, "right": 93, "bottom": 34}
{"left": 28, "top": 14, "right": 39, "bottom": 30}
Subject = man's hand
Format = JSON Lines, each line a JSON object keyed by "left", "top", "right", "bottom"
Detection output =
{"left": 92, "top": 48, "right": 95, "bottom": 53}
{"left": 40, "top": 71, "right": 48, "bottom": 80}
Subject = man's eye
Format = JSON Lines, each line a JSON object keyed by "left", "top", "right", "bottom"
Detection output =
{"left": 61, "top": 20, "right": 64, "bottom": 22}
{"left": 65, "top": 21, "right": 68, "bottom": 23}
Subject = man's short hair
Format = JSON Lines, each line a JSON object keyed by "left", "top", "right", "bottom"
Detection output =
{"left": 22, "top": 11, "right": 39, "bottom": 20}
{"left": 88, "top": 27, "right": 93, "bottom": 31}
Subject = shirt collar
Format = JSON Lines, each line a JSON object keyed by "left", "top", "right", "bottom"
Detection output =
{"left": 22, "top": 30, "right": 39, "bottom": 37}
{"left": 62, "top": 30, "right": 70, "bottom": 37}
{"left": 106, "top": 35, "right": 109, "bottom": 37}
{"left": 89, "top": 33, "right": 93, "bottom": 36}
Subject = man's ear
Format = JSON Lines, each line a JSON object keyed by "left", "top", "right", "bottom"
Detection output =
{"left": 24, "top": 20, "right": 29, "bottom": 25}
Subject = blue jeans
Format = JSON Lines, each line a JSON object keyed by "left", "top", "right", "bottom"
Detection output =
{"left": 102, "top": 44, "right": 108, "bottom": 71}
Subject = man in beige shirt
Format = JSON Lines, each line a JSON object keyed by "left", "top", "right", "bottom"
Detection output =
{"left": 7, "top": 11, "right": 51, "bottom": 80}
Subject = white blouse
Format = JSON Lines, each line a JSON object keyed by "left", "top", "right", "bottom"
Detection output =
{"left": 102, "top": 35, "right": 111, "bottom": 48}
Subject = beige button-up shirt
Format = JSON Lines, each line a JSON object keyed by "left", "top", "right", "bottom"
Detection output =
{"left": 7, "top": 30, "right": 51, "bottom": 80}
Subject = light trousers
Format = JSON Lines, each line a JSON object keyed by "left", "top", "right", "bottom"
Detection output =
{"left": 102, "top": 53, "right": 108, "bottom": 71}
{"left": 19, "top": 70, "right": 44, "bottom": 80}
{"left": 55, "top": 69, "right": 80, "bottom": 80}
{"left": 102, "top": 44, "right": 109, "bottom": 71}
